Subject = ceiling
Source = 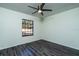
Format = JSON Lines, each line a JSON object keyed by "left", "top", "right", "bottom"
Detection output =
{"left": 0, "top": 3, "right": 79, "bottom": 18}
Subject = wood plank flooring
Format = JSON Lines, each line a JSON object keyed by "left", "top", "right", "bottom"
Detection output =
{"left": 0, "top": 40, "right": 79, "bottom": 56}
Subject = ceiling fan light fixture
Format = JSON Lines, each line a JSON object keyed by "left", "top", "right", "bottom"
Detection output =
{"left": 28, "top": 3, "right": 52, "bottom": 16}
{"left": 38, "top": 10, "right": 42, "bottom": 13}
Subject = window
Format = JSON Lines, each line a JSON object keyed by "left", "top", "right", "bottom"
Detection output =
{"left": 22, "top": 19, "right": 33, "bottom": 37}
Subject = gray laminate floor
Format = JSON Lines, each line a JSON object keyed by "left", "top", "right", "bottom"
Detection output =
{"left": 0, "top": 40, "right": 79, "bottom": 56}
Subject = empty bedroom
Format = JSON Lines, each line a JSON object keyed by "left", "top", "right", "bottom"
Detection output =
{"left": 0, "top": 3, "right": 79, "bottom": 56}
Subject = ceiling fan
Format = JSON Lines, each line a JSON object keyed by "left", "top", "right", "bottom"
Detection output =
{"left": 28, "top": 3, "right": 52, "bottom": 16}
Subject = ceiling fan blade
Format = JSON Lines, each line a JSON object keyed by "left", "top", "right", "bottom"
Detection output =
{"left": 32, "top": 10, "right": 38, "bottom": 14}
{"left": 38, "top": 5, "right": 39, "bottom": 10}
{"left": 40, "top": 3, "right": 45, "bottom": 10}
{"left": 28, "top": 6, "right": 37, "bottom": 9}
{"left": 42, "top": 9, "right": 52, "bottom": 11}
{"left": 41, "top": 12, "right": 44, "bottom": 16}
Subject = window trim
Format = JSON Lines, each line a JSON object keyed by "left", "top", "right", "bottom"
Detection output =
{"left": 22, "top": 19, "right": 34, "bottom": 37}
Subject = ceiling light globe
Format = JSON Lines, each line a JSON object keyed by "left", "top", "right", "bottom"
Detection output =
{"left": 38, "top": 10, "right": 42, "bottom": 13}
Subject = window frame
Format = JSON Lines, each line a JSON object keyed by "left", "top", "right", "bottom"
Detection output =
{"left": 22, "top": 19, "right": 34, "bottom": 37}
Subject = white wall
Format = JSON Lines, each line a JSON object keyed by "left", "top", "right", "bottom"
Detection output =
{"left": 0, "top": 7, "right": 41, "bottom": 50}
{"left": 43, "top": 7, "right": 79, "bottom": 50}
